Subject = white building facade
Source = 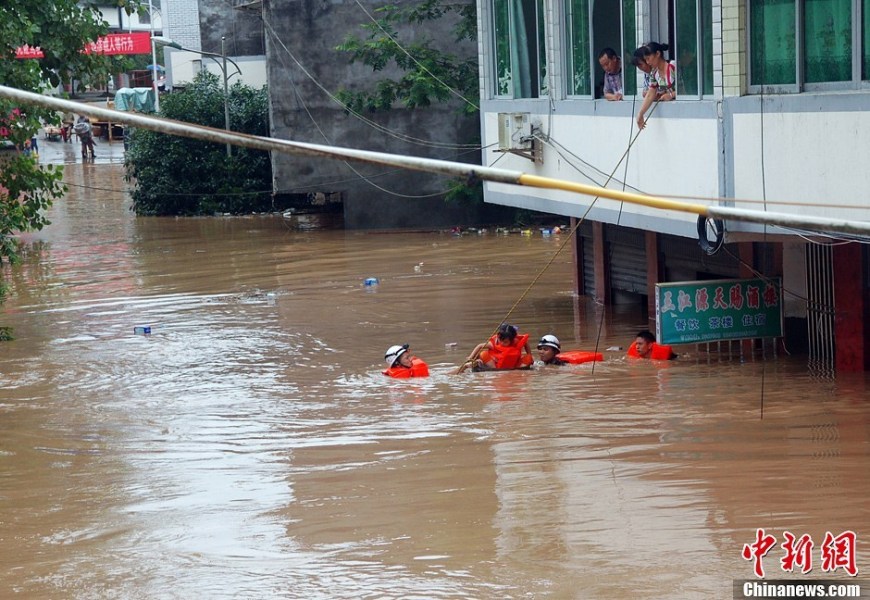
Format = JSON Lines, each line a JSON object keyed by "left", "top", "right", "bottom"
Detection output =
{"left": 475, "top": 0, "right": 870, "bottom": 371}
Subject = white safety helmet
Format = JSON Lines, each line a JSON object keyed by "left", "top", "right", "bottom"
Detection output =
{"left": 536, "top": 334, "right": 561, "bottom": 352}
{"left": 384, "top": 344, "right": 409, "bottom": 368}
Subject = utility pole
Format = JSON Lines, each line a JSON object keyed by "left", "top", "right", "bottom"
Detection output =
{"left": 149, "top": 0, "right": 159, "bottom": 112}
{"left": 222, "top": 36, "right": 231, "bottom": 157}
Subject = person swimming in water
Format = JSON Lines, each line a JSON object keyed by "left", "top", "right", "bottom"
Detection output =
{"left": 383, "top": 343, "right": 429, "bottom": 378}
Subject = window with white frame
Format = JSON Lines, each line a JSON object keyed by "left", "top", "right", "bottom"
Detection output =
{"left": 749, "top": 0, "right": 870, "bottom": 90}
{"left": 493, "top": 0, "right": 548, "bottom": 98}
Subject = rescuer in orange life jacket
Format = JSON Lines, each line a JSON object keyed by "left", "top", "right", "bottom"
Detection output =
{"left": 536, "top": 334, "right": 605, "bottom": 366}
{"left": 626, "top": 329, "right": 677, "bottom": 360}
{"left": 382, "top": 344, "right": 430, "bottom": 378}
{"left": 536, "top": 334, "right": 567, "bottom": 366}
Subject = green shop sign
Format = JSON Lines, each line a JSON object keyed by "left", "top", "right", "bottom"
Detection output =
{"left": 655, "top": 278, "right": 783, "bottom": 345}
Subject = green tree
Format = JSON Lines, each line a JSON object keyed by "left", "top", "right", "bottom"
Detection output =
{"left": 336, "top": 0, "right": 491, "bottom": 211}
{"left": 125, "top": 72, "right": 273, "bottom": 215}
{"left": 335, "top": 0, "right": 479, "bottom": 116}
{"left": 0, "top": 1, "right": 121, "bottom": 264}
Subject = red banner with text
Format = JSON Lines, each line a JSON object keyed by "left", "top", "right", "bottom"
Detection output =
{"left": 15, "top": 32, "right": 152, "bottom": 59}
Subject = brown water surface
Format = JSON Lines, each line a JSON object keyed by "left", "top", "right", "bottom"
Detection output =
{"left": 1, "top": 165, "right": 868, "bottom": 598}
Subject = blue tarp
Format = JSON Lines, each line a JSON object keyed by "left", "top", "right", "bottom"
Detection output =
{"left": 114, "top": 87, "right": 155, "bottom": 112}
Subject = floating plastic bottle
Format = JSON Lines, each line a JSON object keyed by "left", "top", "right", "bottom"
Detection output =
{"left": 364, "top": 277, "right": 379, "bottom": 286}
{"left": 134, "top": 326, "right": 151, "bottom": 335}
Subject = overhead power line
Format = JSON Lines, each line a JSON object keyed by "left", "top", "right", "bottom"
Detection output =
{"left": 4, "top": 85, "right": 870, "bottom": 238}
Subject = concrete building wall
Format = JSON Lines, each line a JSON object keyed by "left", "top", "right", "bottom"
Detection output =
{"left": 198, "top": 0, "right": 264, "bottom": 56}
{"left": 164, "top": 0, "right": 203, "bottom": 51}
{"left": 265, "top": 0, "right": 483, "bottom": 229}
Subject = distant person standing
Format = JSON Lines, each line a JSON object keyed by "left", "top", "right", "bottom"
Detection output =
{"left": 73, "top": 116, "right": 95, "bottom": 159}
{"left": 598, "top": 48, "right": 623, "bottom": 101}
{"left": 61, "top": 112, "right": 75, "bottom": 142}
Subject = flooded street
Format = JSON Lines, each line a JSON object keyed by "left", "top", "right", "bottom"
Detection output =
{"left": 1, "top": 162, "right": 869, "bottom": 599}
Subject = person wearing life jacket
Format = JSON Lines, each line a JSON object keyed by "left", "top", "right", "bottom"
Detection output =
{"left": 536, "top": 334, "right": 567, "bottom": 366}
{"left": 627, "top": 329, "right": 677, "bottom": 360}
{"left": 383, "top": 343, "right": 429, "bottom": 378}
{"left": 536, "top": 334, "right": 605, "bottom": 366}
{"left": 467, "top": 323, "right": 534, "bottom": 371}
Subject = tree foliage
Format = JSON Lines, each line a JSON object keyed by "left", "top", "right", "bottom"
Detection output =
{"left": 125, "top": 73, "right": 273, "bottom": 216}
{"left": 335, "top": 0, "right": 479, "bottom": 115}
{"left": 0, "top": 1, "right": 127, "bottom": 265}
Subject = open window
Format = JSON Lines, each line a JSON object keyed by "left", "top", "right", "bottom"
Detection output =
{"left": 566, "top": 0, "right": 637, "bottom": 98}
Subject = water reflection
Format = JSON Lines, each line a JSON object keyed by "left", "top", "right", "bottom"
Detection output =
{"left": 0, "top": 164, "right": 868, "bottom": 598}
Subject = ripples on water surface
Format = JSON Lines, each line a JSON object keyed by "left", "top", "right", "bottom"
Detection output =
{"left": 1, "top": 165, "right": 868, "bottom": 599}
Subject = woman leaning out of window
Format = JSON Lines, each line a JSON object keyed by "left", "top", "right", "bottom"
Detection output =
{"left": 636, "top": 42, "right": 677, "bottom": 131}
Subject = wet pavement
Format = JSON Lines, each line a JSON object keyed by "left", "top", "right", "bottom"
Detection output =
{"left": 34, "top": 130, "right": 126, "bottom": 166}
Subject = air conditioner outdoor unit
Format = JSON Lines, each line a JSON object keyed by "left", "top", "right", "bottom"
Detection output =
{"left": 497, "top": 112, "right": 532, "bottom": 151}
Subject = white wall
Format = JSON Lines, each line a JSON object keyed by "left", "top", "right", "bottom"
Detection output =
{"left": 481, "top": 106, "right": 720, "bottom": 238}
{"left": 165, "top": 49, "right": 268, "bottom": 90}
{"left": 481, "top": 89, "right": 870, "bottom": 241}
{"left": 730, "top": 106, "right": 870, "bottom": 222}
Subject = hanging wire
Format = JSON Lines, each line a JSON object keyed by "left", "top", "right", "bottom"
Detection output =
{"left": 350, "top": 0, "right": 480, "bottom": 112}
{"left": 262, "top": 19, "right": 482, "bottom": 151}
{"left": 590, "top": 83, "right": 641, "bottom": 376}
{"left": 758, "top": 10, "right": 768, "bottom": 419}
{"left": 264, "top": 23, "right": 462, "bottom": 199}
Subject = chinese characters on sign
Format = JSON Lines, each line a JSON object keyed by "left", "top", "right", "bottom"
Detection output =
{"left": 655, "top": 278, "right": 783, "bottom": 345}
{"left": 15, "top": 32, "right": 152, "bottom": 59}
{"left": 14, "top": 44, "right": 44, "bottom": 59}
{"left": 742, "top": 529, "right": 858, "bottom": 578}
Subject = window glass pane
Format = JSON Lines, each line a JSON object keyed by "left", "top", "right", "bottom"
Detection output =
{"left": 804, "top": 0, "right": 851, "bottom": 82}
{"left": 865, "top": 0, "right": 870, "bottom": 79}
{"left": 677, "top": 0, "right": 700, "bottom": 95}
{"left": 702, "top": 0, "right": 714, "bottom": 94}
{"left": 567, "top": 0, "right": 591, "bottom": 95}
{"left": 537, "top": 0, "right": 549, "bottom": 95}
{"left": 750, "top": 0, "right": 796, "bottom": 85}
{"left": 511, "top": 0, "right": 539, "bottom": 97}
{"left": 494, "top": 0, "right": 512, "bottom": 96}
{"left": 622, "top": 0, "right": 637, "bottom": 95}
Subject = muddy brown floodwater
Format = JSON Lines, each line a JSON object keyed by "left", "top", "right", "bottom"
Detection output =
{"left": 1, "top": 163, "right": 868, "bottom": 599}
